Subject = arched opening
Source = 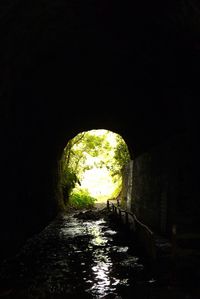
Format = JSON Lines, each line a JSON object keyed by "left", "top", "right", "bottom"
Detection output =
{"left": 61, "top": 129, "right": 131, "bottom": 209}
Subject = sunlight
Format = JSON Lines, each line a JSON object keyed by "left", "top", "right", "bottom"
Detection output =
{"left": 88, "top": 129, "right": 117, "bottom": 146}
{"left": 74, "top": 130, "right": 122, "bottom": 202}
{"left": 81, "top": 166, "right": 118, "bottom": 202}
{"left": 63, "top": 128, "right": 130, "bottom": 206}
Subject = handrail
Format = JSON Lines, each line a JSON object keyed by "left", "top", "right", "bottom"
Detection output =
{"left": 107, "top": 200, "right": 157, "bottom": 260}
{"left": 133, "top": 214, "right": 154, "bottom": 236}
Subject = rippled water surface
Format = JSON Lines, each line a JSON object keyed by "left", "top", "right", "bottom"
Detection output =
{"left": 0, "top": 210, "right": 157, "bottom": 299}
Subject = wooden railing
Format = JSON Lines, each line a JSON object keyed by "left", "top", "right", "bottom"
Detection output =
{"left": 107, "top": 200, "right": 157, "bottom": 260}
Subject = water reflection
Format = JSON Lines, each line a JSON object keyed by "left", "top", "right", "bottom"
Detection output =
{"left": 60, "top": 214, "right": 150, "bottom": 298}
{"left": 0, "top": 212, "right": 158, "bottom": 299}
{"left": 86, "top": 220, "right": 119, "bottom": 298}
{"left": 88, "top": 220, "right": 108, "bottom": 247}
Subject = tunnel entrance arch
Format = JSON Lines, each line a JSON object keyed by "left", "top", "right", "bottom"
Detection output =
{"left": 61, "top": 128, "right": 132, "bottom": 209}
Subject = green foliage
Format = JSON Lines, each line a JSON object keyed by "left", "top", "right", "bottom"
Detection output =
{"left": 113, "top": 135, "right": 130, "bottom": 174}
{"left": 61, "top": 169, "right": 80, "bottom": 201}
{"left": 65, "top": 131, "right": 112, "bottom": 171}
{"left": 110, "top": 177, "right": 122, "bottom": 199}
{"left": 61, "top": 129, "right": 131, "bottom": 205}
{"left": 68, "top": 189, "right": 97, "bottom": 209}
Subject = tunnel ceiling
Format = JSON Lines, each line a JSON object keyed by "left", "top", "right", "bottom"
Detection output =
{"left": 0, "top": 0, "right": 199, "bottom": 156}
{"left": 0, "top": 0, "right": 199, "bottom": 261}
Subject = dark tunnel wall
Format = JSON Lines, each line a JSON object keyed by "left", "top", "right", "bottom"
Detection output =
{"left": 0, "top": 0, "right": 199, "bottom": 260}
{"left": 132, "top": 129, "right": 199, "bottom": 236}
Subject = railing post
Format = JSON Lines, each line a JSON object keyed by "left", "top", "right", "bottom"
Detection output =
{"left": 114, "top": 206, "right": 117, "bottom": 214}
{"left": 125, "top": 211, "right": 129, "bottom": 225}
{"left": 107, "top": 200, "right": 110, "bottom": 210}
{"left": 118, "top": 208, "right": 122, "bottom": 220}
{"left": 112, "top": 204, "right": 115, "bottom": 212}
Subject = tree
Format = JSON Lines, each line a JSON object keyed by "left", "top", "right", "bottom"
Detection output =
{"left": 112, "top": 134, "right": 130, "bottom": 176}
{"left": 61, "top": 129, "right": 130, "bottom": 203}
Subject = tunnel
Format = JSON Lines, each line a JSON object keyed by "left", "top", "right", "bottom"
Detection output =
{"left": 0, "top": 0, "right": 199, "bottom": 293}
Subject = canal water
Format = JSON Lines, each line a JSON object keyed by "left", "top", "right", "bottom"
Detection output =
{"left": 0, "top": 207, "right": 191, "bottom": 299}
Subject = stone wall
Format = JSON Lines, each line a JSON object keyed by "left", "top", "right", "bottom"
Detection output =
{"left": 120, "top": 160, "right": 133, "bottom": 211}
{"left": 0, "top": 0, "right": 199, "bottom": 262}
{"left": 131, "top": 131, "right": 198, "bottom": 237}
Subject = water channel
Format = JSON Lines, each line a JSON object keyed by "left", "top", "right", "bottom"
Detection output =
{"left": 0, "top": 208, "right": 195, "bottom": 299}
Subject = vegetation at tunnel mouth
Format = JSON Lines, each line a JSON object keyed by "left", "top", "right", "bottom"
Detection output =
{"left": 61, "top": 129, "right": 131, "bottom": 209}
